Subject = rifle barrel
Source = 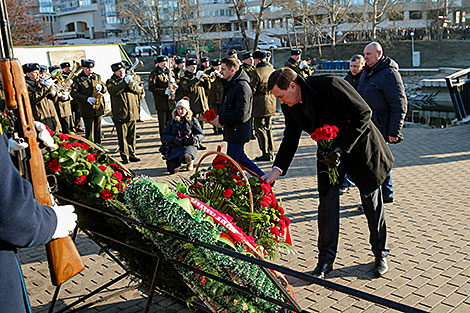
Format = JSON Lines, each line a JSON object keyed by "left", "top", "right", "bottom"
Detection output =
{"left": 0, "top": 0, "right": 14, "bottom": 60}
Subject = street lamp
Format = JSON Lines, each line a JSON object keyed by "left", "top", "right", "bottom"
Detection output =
{"left": 410, "top": 31, "right": 415, "bottom": 62}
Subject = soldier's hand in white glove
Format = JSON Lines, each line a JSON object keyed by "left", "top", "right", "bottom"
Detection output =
{"left": 87, "top": 97, "right": 97, "bottom": 105}
{"left": 43, "top": 79, "right": 53, "bottom": 88}
{"left": 95, "top": 84, "right": 103, "bottom": 93}
{"left": 124, "top": 76, "right": 133, "bottom": 84}
{"left": 196, "top": 71, "right": 204, "bottom": 80}
{"left": 50, "top": 89, "right": 57, "bottom": 97}
{"left": 299, "top": 60, "right": 308, "bottom": 69}
{"left": 60, "top": 91, "right": 70, "bottom": 101}
{"left": 51, "top": 205, "right": 78, "bottom": 239}
{"left": 164, "top": 89, "right": 172, "bottom": 95}
{"left": 8, "top": 137, "right": 29, "bottom": 155}
{"left": 34, "top": 121, "right": 57, "bottom": 150}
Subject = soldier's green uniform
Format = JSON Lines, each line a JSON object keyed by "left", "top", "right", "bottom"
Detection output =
{"left": 148, "top": 65, "right": 175, "bottom": 137}
{"left": 106, "top": 64, "right": 144, "bottom": 162}
{"left": 204, "top": 64, "right": 223, "bottom": 134}
{"left": 25, "top": 77, "right": 62, "bottom": 132}
{"left": 71, "top": 69, "right": 107, "bottom": 144}
{"left": 176, "top": 70, "right": 210, "bottom": 121}
{"left": 251, "top": 54, "right": 276, "bottom": 161}
{"left": 55, "top": 77, "right": 74, "bottom": 134}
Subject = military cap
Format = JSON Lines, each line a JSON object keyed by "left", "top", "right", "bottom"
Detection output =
{"left": 201, "top": 57, "right": 210, "bottom": 63}
{"left": 252, "top": 50, "right": 267, "bottom": 59}
{"left": 39, "top": 65, "right": 49, "bottom": 73}
{"left": 81, "top": 59, "right": 95, "bottom": 68}
{"left": 49, "top": 65, "right": 61, "bottom": 73}
{"left": 22, "top": 63, "right": 40, "bottom": 73}
{"left": 228, "top": 49, "right": 237, "bottom": 56}
{"left": 111, "top": 62, "right": 124, "bottom": 72}
{"left": 211, "top": 58, "right": 221, "bottom": 66}
{"left": 186, "top": 58, "right": 198, "bottom": 66}
{"left": 241, "top": 52, "right": 253, "bottom": 60}
{"left": 291, "top": 49, "right": 302, "bottom": 56}
{"left": 266, "top": 51, "right": 272, "bottom": 58}
{"left": 60, "top": 61, "right": 71, "bottom": 69}
{"left": 121, "top": 60, "right": 131, "bottom": 67}
{"left": 175, "top": 57, "right": 185, "bottom": 64}
{"left": 154, "top": 55, "right": 168, "bottom": 64}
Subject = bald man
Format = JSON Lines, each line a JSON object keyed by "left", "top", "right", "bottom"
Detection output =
{"left": 357, "top": 42, "right": 407, "bottom": 203}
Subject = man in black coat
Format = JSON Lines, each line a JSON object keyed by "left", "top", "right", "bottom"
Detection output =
{"left": 210, "top": 56, "right": 264, "bottom": 177}
{"left": 263, "top": 68, "right": 394, "bottom": 278}
{"left": 357, "top": 42, "right": 407, "bottom": 203}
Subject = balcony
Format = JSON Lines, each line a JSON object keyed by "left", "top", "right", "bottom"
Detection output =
{"left": 56, "top": 4, "right": 98, "bottom": 17}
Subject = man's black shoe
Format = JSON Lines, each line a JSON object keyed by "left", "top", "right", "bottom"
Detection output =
{"left": 197, "top": 144, "right": 207, "bottom": 150}
{"left": 311, "top": 263, "right": 333, "bottom": 279}
{"left": 255, "top": 155, "right": 273, "bottom": 162}
{"left": 136, "top": 134, "right": 141, "bottom": 139}
{"left": 129, "top": 156, "right": 141, "bottom": 162}
{"left": 383, "top": 196, "right": 394, "bottom": 203}
{"left": 121, "top": 158, "right": 129, "bottom": 164}
{"left": 374, "top": 257, "right": 388, "bottom": 277}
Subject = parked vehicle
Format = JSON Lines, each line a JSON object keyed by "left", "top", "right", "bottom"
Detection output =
{"left": 131, "top": 46, "right": 158, "bottom": 57}
{"left": 222, "top": 38, "right": 245, "bottom": 51}
{"left": 257, "top": 40, "right": 279, "bottom": 50}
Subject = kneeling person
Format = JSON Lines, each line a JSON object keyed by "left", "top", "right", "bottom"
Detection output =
{"left": 162, "top": 97, "right": 204, "bottom": 174}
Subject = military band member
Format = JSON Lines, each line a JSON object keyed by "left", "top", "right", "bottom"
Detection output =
{"left": 241, "top": 52, "right": 254, "bottom": 73}
{"left": 106, "top": 62, "right": 143, "bottom": 164}
{"left": 148, "top": 55, "right": 176, "bottom": 138}
{"left": 61, "top": 61, "right": 83, "bottom": 132}
{"left": 122, "top": 60, "right": 144, "bottom": 124}
{"left": 205, "top": 59, "right": 224, "bottom": 134}
{"left": 251, "top": 50, "right": 276, "bottom": 161}
{"left": 71, "top": 59, "right": 107, "bottom": 144}
{"left": 198, "top": 56, "right": 210, "bottom": 72}
{"left": 173, "top": 57, "right": 186, "bottom": 80}
{"left": 285, "top": 49, "right": 314, "bottom": 78}
{"left": 49, "top": 65, "right": 74, "bottom": 134}
{"left": 23, "top": 63, "right": 61, "bottom": 132}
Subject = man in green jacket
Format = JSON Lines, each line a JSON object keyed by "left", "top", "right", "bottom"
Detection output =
{"left": 71, "top": 59, "right": 107, "bottom": 144}
{"left": 205, "top": 59, "right": 223, "bottom": 134}
{"left": 285, "top": 49, "right": 314, "bottom": 78}
{"left": 106, "top": 62, "right": 144, "bottom": 164}
{"left": 148, "top": 55, "right": 175, "bottom": 138}
{"left": 251, "top": 51, "right": 276, "bottom": 161}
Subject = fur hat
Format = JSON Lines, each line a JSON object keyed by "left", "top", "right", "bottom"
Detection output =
{"left": 155, "top": 55, "right": 168, "bottom": 64}
{"left": 228, "top": 49, "right": 237, "bottom": 56}
{"left": 176, "top": 97, "right": 190, "bottom": 112}
{"left": 22, "top": 63, "right": 40, "bottom": 73}
{"left": 291, "top": 49, "right": 302, "bottom": 56}
{"left": 49, "top": 65, "right": 61, "bottom": 73}
{"left": 60, "top": 61, "right": 70, "bottom": 69}
{"left": 175, "top": 57, "right": 185, "bottom": 65}
{"left": 186, "top": 58, "right": 197, "bottom": 66}
{"left": 252, "top": 50, "right": 267, "bottom": 59}
{"left": 211, "top": 58, "right": 221, "bottom": 66}
{"left": 111, "top": 62, "right": 124, "bottom": 72}
{"left": 81, "top": 59, "right": 95, "bottom": 68}
{"left": 241, "top": 52, "right": 253, "bottom": 60}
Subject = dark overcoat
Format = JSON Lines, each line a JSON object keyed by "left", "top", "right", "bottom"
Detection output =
{"left": 0, "top": 134, "right": 57, "bottom": 313}
{"left": 148, "top": 67, "right": 175, "bottom": 111}
{"left": 26, "top": 77, "right": 62, "bottom": 132}
{"left": 273, "top": 75, "right": 394, "bottom": 196}
{"left": 218, "top": 69, "right": 252, "bottom": 144}
{"left": 106, "top": 74, "right": 143, "bottom": 122}
{"left": 176, "top": 70, "right": 210, "bottom": 115}
{"left": 250, "top": 62, "right": 276, "bottom": 117}
{"left": 71, "top": 72, "right": 107, "bottom": 118}
{"left": 162, "top": 112, "right": 204, "bottom": 161}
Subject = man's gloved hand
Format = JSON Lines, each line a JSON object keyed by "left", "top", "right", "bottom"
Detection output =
{"left": 34, "top": 121, "right": 57, "bottom": 150}
{"left": 323, "top": 147, "right": 342, "bottom": 168}
{"left": 196, "top": 71, "right": 204, "bottom": 80}
{"left": 124, "top": 76, "right": 133, "bottom": 84}
{"left": 60, "top": 91, "right": 70, "bottom": 101}
{"left": 50, "top": 89, "right": 58, "bottom": 97}
{"left": 169, "top": 76, "right": 176, "bottom": 83}
{"left": 95, "top": 84, "right": 103, "bottom": 93}
{"left": 51, "top": 205, "right": 78, "bottom": 239}
{"left": 299, "top": 60, "right": 308, "bottom": 69}
{"left": 43, "top": 79, "right": 53, "bottom": 88}
{"left": 189, "top": 136, "right": 198, "bottom": 146}
{"left": 164, "top": 89, "right": 172, "bottom": 95}
{"left": 8, "top": 137, "right": 29, "bottom": 155}
{"left": 87, "top": 97, "right": 97, "bottom": 105}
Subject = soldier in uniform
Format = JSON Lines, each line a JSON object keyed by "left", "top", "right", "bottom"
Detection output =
{"left": 241, "top": 52, "right": 254, "bottom": 73}
{"left": 61, "top": 61, "right": 83, "bottom": 132}
{"left": 197, "top": 56, "right": 210, "bottom": 72}
{"left": 148, "top": 55, "right": 175, "bottom": 138}
{"left": 23, "top": 63, "right": 61, "bottom": 132}
{"left": 49, "top": 65, "right": 74, "bottom": 134}
{"left": 71, "top": 59, "right": 107, "bottom": 144}
{"left": 204, "top": 58, "right": 223, "bottom": 134}
{"left": 285, "top": 49, "right": 314, "bottom": 78}
{"left": 251, "top": 50, "right": 276, "bottom": 161}
{"left": 176, "top": 58, "right": 210, "bottom": 150}
{"left": 173, "top": 57, "right": 186, "bottom": 80}
{"left": 106, "top": 62, "right": 144, "bottom": 164}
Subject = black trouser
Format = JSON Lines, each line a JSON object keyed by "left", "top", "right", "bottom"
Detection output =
{"left": 59, "top": 116, "right": 74, "bottom": 134}
{"left": 166, "top": 153, "right": 193, "bottom": 174}
{"left": 157, "top": 110, "right": 171, "bottom": 139}
{"left": 254, "top": 116, "right": 274, "bottom": 158}
{"left": 115, "top": 120, "right": 136, "bottom": 159}
{"left": 317, "top": 184, "right": 389, "bottom": 264}
{"left": 83, "top": 116, "right": 102, "bottom": 144}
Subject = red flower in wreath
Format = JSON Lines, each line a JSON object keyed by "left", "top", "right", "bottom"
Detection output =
{"left": 58, "top": 134, "right": 69, "bottom": 140}
{"left": 270, "top": 226, "right": 280, "bottom": 236}
{"left": 74, "top": 175, "right": 87, "bottom": 185}
{"left": 112, "top": 171, "right": 123, "bottom": 181}
{"left": 223, "top": 188, "right": 233, "bottom": 198}
{"left": 48, "top": 159, "right": 61, "bottom": 172}
{"left": 99, "top": 165, "right": 107, "bottom": 171}
{"left": 214, "top": 163, "right": 225, "bottom": 170}
{"left": 101, "top": 189, "right": 113, "bottom": 200}
{"left": 87, "top": 153, "right": 97, "bottom": 162}
{"left": 261, "top": 183, "right": 272, "bottom": 195}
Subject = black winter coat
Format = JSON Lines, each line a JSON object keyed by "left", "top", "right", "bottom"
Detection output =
{"left": 162, "top": 113, "right": 204, "bottom": 161}
{"left": 356, "top": 56, "right": 407, "bottom": 141}
{"left": 344, "top": 71, "right": 361, "bottom": 90}
{"left": 0, "top": 133, "right": 57, "bottom": 313}
{"left": 218, "top": 69, "right": 253, "bottom": 144}
{"left": 273, "top": 75, "right": 394, "bottom": 196}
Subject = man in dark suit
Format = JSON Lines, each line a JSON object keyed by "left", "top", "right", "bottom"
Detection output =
{"left": 263, "top": 67, "right": 394, "bottom": 279}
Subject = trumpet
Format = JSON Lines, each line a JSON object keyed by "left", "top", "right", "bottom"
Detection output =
{"left": 40, "top": 73, "right": 68, "bottom": 92}
{"left": 167, "top": 72, "right": 178, "bottom": 100}
{"left": 66, "top": 60, "right": 82, "bottom": 83}
{"left": 126, "top": 58, "right": 144, "bottom": 78}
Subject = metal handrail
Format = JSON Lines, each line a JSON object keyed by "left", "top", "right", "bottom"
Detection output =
{"left": 445, "top": 67, "right": 470, "bottom": 120}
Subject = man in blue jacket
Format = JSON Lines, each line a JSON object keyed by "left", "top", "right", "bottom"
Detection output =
{"left": 357, "top": 42, "right": 407, "bottom": 203}
{"left": 0, "top": 129, "right": 77, "bottom": 313}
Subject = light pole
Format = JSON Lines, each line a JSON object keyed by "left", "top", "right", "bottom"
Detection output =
{"left": 410, "top": 31, "right": 415, "bottom": 66}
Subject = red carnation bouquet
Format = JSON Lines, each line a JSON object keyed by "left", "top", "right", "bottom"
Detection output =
{"left": 311, "top": 124, "right": 340, "bottom": 185}
{"left": 202, "top": 108, "right": 217, "bottom": 123}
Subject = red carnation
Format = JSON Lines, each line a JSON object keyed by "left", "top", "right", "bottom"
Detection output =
{"left": 260, "top": 200, "right": 270, "bottom": 208}
{"left": 87, "top": 153, "right": 96, "bottom": 162}
{"left": 101, "top": 189, "right": 113, "bottom": 200}
{"left": 278, "top": 206, "right": 285, "bottom": 215}
{"left": 261, "top": 183, "right": 272, "bottom": 194}
{"left": 270, "top": 226, "right": 280, "bottom": 236}
{"left": 191, "top": 183, "right": 202, "bottom": 189}
{"left": 116, "top": 182, "right": 127, "bottom": 191}
{"left": 236, "top": 180, "right": 245, "bottom": 186}
{"left": 109, "top": 163, "right": 119, "bottom": 169}
{"left": 214, "top": 164, "right": 225, "bottom": 170}
{"left": 58, "top": 134, "right": 69, "bottom": 140}
{"left": 80, "top": 143, "right": 90, "bottom": 150}
{"left": 112, "top": 171, "right": 123, "bottom": 181}
{"left": 223, "top": 188, "right": 233, "bottom": 198}
{"left": 74, "top": 175, "right": 87, "bottom": 185}
{"left": 99, "top": 165, "right": 107, "bottom": 171}
{"left": 48, "top": 159, "right": 61, "bottom": 172}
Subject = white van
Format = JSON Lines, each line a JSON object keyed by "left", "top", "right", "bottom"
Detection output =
{"left": 257, "top": 40, "right": 279, "bottom": 50}
{"left": 132, "top": 46, "right": 158, "bottom": 57}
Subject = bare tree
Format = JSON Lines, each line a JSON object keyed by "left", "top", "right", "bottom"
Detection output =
{"left": 424, "top": 0, "right": 455, "bottom": 41}
{"left": 316, "top": 0, "right": 353, "bottom": 47}
{"left": 365, "top": 0, "right": 400, "bottom": 40}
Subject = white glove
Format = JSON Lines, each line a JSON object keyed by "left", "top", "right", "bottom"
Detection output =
{"left": 8, "top": 138, "right": 29, "bottom": 155}
{"left": 34, "top": 121, "right": 57, "bottom": 150}
{"left": 299, "top": 60, "right": 308, "bottom": 69}
{"left": 164, "top": 89, "right": 171, "bottom": 95}
{"left": 43, "top": 79, "right": 53, "bottom": 87}
{"left": 60, "top": 91, "right": 70, "bottom": 101}
{"left": 87, "top": 97, "right": 97, "bottom": 105}
{"left": 196, "top": 71, "right": 204, "bottom": 80}
{"left": 50, "top": 89, "right": 57, "bottom": 97}
{"left": 124, "top": 76, "right": 133, "bottom": 84}
{"left": 51, "top": 205, "right": 78, "bottom": 239}
{"left": 95, "top": 84, "right": 103, "bottom": 92}
{"left": 169, "top": 76, "right": 176, "bottom": 83}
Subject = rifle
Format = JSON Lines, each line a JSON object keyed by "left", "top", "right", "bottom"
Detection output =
{"left": 0, "top": 0, "right": 84, "bottom": 286}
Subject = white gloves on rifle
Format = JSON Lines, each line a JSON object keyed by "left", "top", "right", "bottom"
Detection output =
{"left": 95, "top": 84, "right": 103, "bottom": 93}
{"left": 34, "top": 121, "right": 57, "bottom": 150}
{"left": 124, "top": 75, "right": 133, "bottom": 84}
{"left": 87, "top": 97, "right": 97, "bottom": 105}
{"left": 196, "top": 71, "right": 204, "bottom": 80}
{"left": 8, "top": 138, "right": 29, "bottom": 155}
{"left": 299, "top": 60, "right": 308, "bottom": 69}
{"left": 51, "top": 205, "right": 78, "bottom": 239}
{"left": 164, "top": 89, "right": 172, "bottom": 95}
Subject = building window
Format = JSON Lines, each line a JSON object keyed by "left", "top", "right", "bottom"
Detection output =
{"left": 409, "top": 11, "right": 422, "bottom": 20}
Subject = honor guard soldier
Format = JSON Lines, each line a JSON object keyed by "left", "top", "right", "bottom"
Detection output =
{"left": 148, "top": 55, "right": 176, "bottom": 138}
{"left": 285, "top": 49, "right": 314, "bottom": 78}
{"left": 176, "top": 58, "right": 210, "bottom": 149}
{"left": 49, "top": 65, "right": 74, "bottom": 133}
{"left": 61, "top": 61, "right": 83, "bottom": 132}
{"left": 241, "top": 52, "right": 254, "bottom": 72}
{"left": 205, "top": 58, "right": 224, "bottom": 134}
{"left": 173, "top": 57, "right": 186, "bottom": 80}
{"left": 23, "top": 63, "right": 62, "bottom": 132}
{"left": 251, "top": 50, "right": 276, "bottom": 161}
{"left": 106, "top": 62, "right": 144, "bottom": 164}
{"left": 122, "top": 60, "right": 144, "bottom": 123}
{"left": 198, "top": 56, "right": 210, "bottom": 72}
{"left": 71, "top": 59, "right": 107, "bottom": 143}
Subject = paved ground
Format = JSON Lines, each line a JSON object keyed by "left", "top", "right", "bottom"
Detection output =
{"left": 20, "top": 117, "right": 470, "bottom": 312}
